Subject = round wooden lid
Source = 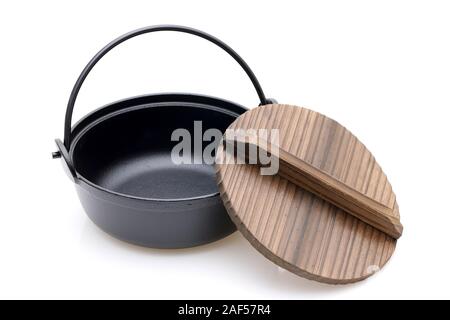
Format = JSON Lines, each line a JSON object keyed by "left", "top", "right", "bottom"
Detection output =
{"left": 215, "top": 104, "right": 400, "bottom": 284}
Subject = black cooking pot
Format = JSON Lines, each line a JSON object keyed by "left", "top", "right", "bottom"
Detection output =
{"left": 53, "top": 25, "right": 273, "bottom": 248}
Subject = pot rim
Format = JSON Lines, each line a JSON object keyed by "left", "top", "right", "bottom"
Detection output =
{"left": 68, "top": 92, "right": 247, "bottom": 203}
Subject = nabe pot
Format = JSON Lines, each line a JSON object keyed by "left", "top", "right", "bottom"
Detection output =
{"left": 53, "top": 25, "right": 274, "bottom": 248}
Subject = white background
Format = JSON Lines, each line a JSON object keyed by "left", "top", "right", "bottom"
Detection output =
{"left": 1, "top": 0, "right": 449, "bottom": 299}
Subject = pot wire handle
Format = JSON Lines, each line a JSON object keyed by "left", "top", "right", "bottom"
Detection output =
{"left": 63, "top": 25, "right": 272, "bottom": 149}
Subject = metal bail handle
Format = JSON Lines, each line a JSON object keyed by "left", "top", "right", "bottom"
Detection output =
{"left": 63, "top": 24, "right": 273, "bottom": 149}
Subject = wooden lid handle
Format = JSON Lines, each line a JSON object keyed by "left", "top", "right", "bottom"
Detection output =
{"left": 224, "top": 132, "right": 403, "bottom": 239}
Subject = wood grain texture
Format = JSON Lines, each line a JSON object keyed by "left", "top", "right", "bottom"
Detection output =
{"left": 224, "top": 133, "right": 403, "bottom": 239}
{"left": 216, "top": 104, "right": 400, "bottom": 284}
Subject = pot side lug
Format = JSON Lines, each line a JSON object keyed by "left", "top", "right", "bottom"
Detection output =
{"left": 53, "top": 139, "right": 77, "bottom": 183}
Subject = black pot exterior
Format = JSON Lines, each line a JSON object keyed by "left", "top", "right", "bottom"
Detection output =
{"left": 75, "top": 180, "right": 235, "bottom": 248}
{"left": 58, "top": 94, "right": 247, "bottom": 248}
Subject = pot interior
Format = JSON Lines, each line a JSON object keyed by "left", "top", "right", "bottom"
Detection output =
{"left": 72, "top": 104, "right": 237, "bottom": 200}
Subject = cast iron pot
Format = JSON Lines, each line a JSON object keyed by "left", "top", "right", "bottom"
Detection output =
{"left": 53, "top": 25, "right": 274, "bottom": 248}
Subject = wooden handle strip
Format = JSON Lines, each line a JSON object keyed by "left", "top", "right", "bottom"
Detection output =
{"left": 224, "top": 133, "right": 403, "bottom": 239}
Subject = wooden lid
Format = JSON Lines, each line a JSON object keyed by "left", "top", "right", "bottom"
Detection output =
{"left": 215, "top": 104, "right": 400, "bottom": 284}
